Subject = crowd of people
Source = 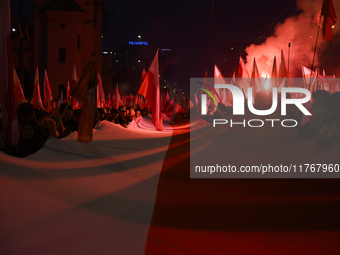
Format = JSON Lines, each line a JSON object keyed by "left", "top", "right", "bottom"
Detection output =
{"left": 0, "top": 89, "right": 339, "bottom": 158}
{"left": 0, "top": 101, "right": 151, "bottom": 157}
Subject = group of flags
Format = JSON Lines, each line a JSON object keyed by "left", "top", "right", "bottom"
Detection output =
{"left": 0, "top": 0, "right": 338, "bottom": 146}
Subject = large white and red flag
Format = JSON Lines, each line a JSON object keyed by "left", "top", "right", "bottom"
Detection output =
{"left": 43, "top": 69, "right": 53, "bottom": 112}
{"left": 13, "top": 66, "right": 26, "bottom": 109}
{"left": 137, "top": 50, "right": 163, "bottom": 131}
{"left": 32, "top": 67, "right": 46, "bottom": 110}
{"left": 0, "top": 0, "right": 20, "bottom": 146}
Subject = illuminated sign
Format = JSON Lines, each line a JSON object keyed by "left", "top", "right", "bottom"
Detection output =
{"left": 129, "top": 41, "right": 149, "bottom": 45}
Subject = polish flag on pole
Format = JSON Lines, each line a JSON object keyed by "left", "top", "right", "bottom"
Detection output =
{"left": 278, "top": 49, "right": 288, "bottom": 89}
{"left": 250, "top": 58, "right": 262, "bottom": 94}
{"left": 0, "top": 0, "right": 20, "bottom": 146}
{"left": 96, "top": 72, "right": 105, "bottom": 108}
{"left": 271, "top": 56, "right": 278, "bottom": 88}
{"left": 137, "top": 49, "right": 163, "bottom": 131}
{"left": 114, "top": 83, "right": 120, "bottom": 110}
{"left": 13, "top": 66, "right": 26, "bottom": 109}
{"left": 66, "top": 80, "right": 70, "bottom": 102}
{"left": 214, "top": 65, "right": 227, "bottom": 105}
{"left": 170, "top": 103, "right": 186, "bottom": 123}
{"left": 32, "top": 67, "right": 46, "bottom": 110}
{"left": 238, "top": 56, "right": 250, "bottom": 98}
{"left": 141, "top": 68, "right": 147, "bottom": 82}
{"left": 43, "top": 69, "right": 53, "bottom": 112}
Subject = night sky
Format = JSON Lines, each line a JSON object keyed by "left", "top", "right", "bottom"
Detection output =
{"left": 11, "top": 0, "right": 303, "bottom": 93}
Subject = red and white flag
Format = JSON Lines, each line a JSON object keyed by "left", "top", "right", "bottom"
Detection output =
{"left": 271, "top": 56, "right": 278, "bottom": 88}
{"left": 165, "top": 98, "right": 175, "bottom": 114}
{"left": 170, "top": 103, "right": 186, "bottom": 123}
{"left": 43, "top": 69, "right": 53, "bottom": 112}
{"left": 278, "top": 49, "right": 288, "bottom": 89}
{"left": 13, "top": 66, "right": 26, "bottom": 109}
{"left": 313, "top": 0, "right": 337, "bottom": 41}
{"left": 137, "top": 50, "right": 163, "bottom": 131}
{"left": 239, "top": 56, "right": 250, "bottom": 79}
{"left": 96, "top": 72, "right": 105, "bottom": 108}
{"left": 250, "top": 58, "right": 262, "bottom": 94}
{"left": 114, "top": 83, "right": 120, "bottom": 109}
{"left": 238, "top": 57, "right": 250, "bottom": 98}
{"left": 214, "top": 64, "right": 226, "bottom": 102}
{"left": 0, "top": 0, "right": 20, "bottom": 146}
{"left": 66, "top": 80, "right": 70, "bottom": 102}
{"left": 70, "top": 64, "right": 78, "bottom": 109}
{"left": 32, "top": 67, "right": 46, "bottom": 110}
{"left": 141, "top": 68, "right": 147, "bottom": 82}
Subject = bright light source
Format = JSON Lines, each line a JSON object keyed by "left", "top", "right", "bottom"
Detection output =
{"left": 116, "top": 60, "right": 118, "bottom": 62}
{"left": 101, "top": 36, "right": 103, "bottom": 38}
{"left": 332, "top": 25, "right": 335, "bottom": 28}
{"left": 261, "top": 73, "right": 269, "bottom": 78}
{"left": 137, "top": 60, "right": 140, "bottom": 62}
{"left": 12, "top": 28, "right": 16, "bottom": 32}
{"left": 231, "top": 47, "right": 234, "bottom": 50}
{"left": 263, "top": 79, "right": 271, "bottom": 90}
{"left": 138, "top": 35, "right": 141, "bottom": 38}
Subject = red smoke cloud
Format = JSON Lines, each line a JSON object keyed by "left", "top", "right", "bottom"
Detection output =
{"left": 244, "top": 0, "right": 340, "bottom": 78}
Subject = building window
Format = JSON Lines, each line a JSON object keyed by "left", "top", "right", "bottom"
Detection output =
{"left": 77, "top": 35, "right": 81, "bottom": 50}
{"left": 59, "top": 48, "right": 66, "bottom": 63}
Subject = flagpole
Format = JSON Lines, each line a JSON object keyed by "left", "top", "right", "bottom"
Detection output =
{"left": 287, "top": 43, "right": 291, "bottom": 77}
{"left": 309, "top": 18, "right": 322, "bottom": 90}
